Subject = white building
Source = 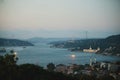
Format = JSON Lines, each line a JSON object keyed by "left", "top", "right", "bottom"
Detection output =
{"left": 83, "top": 46, "right": 100, "bottom": 53}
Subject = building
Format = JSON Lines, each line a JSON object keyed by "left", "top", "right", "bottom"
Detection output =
{"left": 83, "top": 46, "right": 100, "bottom": 53}
{"left": 55, "top": 64, "right": 67, "bottom": 74}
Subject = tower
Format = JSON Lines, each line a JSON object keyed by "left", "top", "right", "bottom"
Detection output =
{"left": 89, "top": 57, "right": 97, "bottom": 66}
{"left": 90, "top": 58, "right": 92, "bottom": 66}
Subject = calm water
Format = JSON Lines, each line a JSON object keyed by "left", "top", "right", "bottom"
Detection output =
{"left": 3, "top": 43, "right": 120, "bottom": 67}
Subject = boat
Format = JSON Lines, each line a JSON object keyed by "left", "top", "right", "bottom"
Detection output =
{"left": 71, "top": 54, "right": 76, "bottom": 58}
{"left": 23, "top": 46, "right": 26, "bottom": 48}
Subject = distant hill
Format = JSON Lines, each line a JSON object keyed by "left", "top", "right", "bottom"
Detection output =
{"left": 28, "top": 37, "right": 74, "bottom": 43}
{"left": 0, "top": 38, "right": 34, "bottom": 46}
{"left": 50, "top": 34, "right": 120, "bottom": 56}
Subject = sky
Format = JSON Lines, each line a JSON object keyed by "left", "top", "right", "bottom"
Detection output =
{"left": 0, "top": 0, "right": 120, "bottom": 39}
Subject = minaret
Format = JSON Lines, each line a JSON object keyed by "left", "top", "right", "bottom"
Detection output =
{"left": 94, "top": 58, "right": 96, "bottom": 63}
{"left": 89, "top": 46, "right": 92, "bottom": 50}
{"left": 90, "top": 58, "right": 92, "bottom": 66}
{"left": 97, "top": 47, "right": 100, "bottom": 51}
{"left": 90, "top": 58, "right": 96, "bottom": 66}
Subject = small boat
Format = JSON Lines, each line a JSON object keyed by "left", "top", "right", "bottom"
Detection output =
{"left": 23, "top": 46, "right": 26, "bottom": 48}
{"left": 70, "top": 54, "right": 76, "bottom": 58}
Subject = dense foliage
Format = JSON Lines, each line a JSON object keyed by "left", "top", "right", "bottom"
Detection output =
{"left": 0, "top": 54, "right": 75, "bottom": 80}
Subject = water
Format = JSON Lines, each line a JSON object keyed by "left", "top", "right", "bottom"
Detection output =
{"left": 2, "top": 43, "right": 120, "bottom": 67}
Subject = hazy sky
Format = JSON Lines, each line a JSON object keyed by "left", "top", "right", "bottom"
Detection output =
{"left": 0, "top": 0, "right": 120, "bottom": 39}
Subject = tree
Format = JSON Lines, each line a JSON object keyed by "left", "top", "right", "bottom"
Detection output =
{"left": 3, "top": 53, "right": 18, "bottom": 65}
{"left": 47, "top": 63, "right": 55, "bottom": 71}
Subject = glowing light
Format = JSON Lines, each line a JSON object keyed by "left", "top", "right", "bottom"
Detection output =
{"left": 13, "top": 52, "right": 17, "bottom": 56}
{"left": 71, "top": 54, "right": 76, "bottom": 58}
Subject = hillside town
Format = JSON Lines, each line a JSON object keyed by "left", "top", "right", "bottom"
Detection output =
{"left": 47, "top": 61, "right": 120, "bottom": 80}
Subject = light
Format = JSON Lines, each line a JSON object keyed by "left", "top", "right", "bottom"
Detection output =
{"left": 71, "top": 54, "right": 76, "bottom": 58}
{"left": 13, "top": 52, "right": 17, "bottom": 56}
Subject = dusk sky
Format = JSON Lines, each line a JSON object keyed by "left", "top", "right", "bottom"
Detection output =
{"left": 0, "top": 0, "right": 120, "bottom": 39}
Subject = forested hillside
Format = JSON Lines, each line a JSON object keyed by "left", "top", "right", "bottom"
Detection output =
{"left": 0, "top": 38, "right": 34, "bottom": 46}
{"left": 50, "top": 34, "right": 120, "bottom": 55}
